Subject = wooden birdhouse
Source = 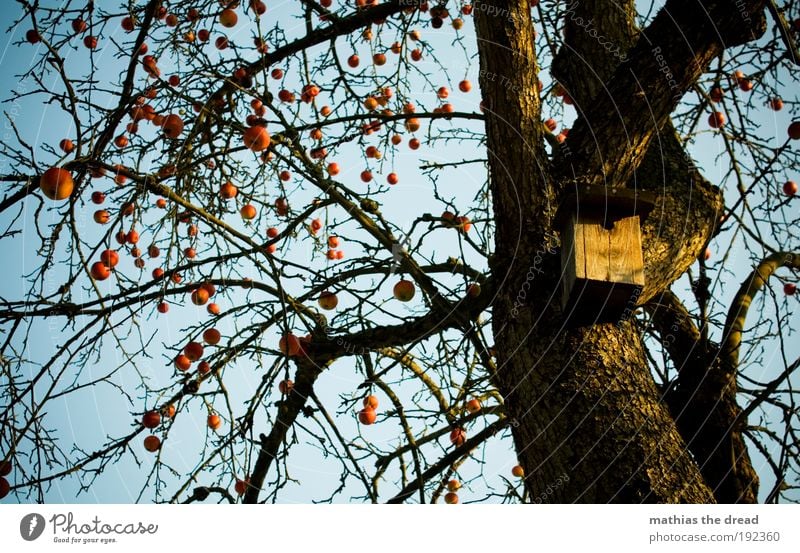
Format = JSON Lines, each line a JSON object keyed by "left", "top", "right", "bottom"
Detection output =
{"left": 554, "top": 185, "right": 656, "bottom": 325}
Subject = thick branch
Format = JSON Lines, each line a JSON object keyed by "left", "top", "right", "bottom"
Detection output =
{"left": 722, "top": 252, "right": 800, "bottom": 368}
{"left": 559, "top": 0, "right": 767, "bottom": 187}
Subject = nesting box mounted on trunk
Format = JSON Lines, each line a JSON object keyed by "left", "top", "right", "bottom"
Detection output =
{"left": 554, "top": 185, "right": 656, "bottom": 326}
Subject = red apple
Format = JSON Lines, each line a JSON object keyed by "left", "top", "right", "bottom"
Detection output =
{"left": 279, "top": 333, "right": 301, "bottom": 356}
{"left": 142, "top": 410, "right": 161, "bottom": 429}
{"left": 708, "top": 111, "right": 726, "bottom": 129}
{"left": 769, "top": 98, "right": 783, "bottom": 111}
{"left": 100, "top": 249, "right": 119, "bottom": 268}
{"left": 234, "top": 478, "right": 249, "bottom": 496}
{"left": 785, "top": 283, "right": 797, "bottom": 296}
{"left": 184, "top": 341, "right": 204, "bottom": 362}
{"left": 278, "top": 379, "right": 294, "bottom": 395}
{"left": 783, "top": 181, "right": 797, "bottom": 196}
{"left": 788, "top": 121, "right": 800, "bottom": 140}
{"left": 143, "top": 435, "right": 161, "bottom": 452}
{"left": 444, "top": 492, "right": 459, "bottom": 504}
{"left": 511, "top": 465, "right": 525, "bottom": 478}
{"left": 198, "top": 361, "right": 211, "bottom": 375}
{"left": 201, "top": 328, "right": 220, "bottom": 345}
{"left": 449, "top": 427, "right": 466, "bottom": 446}
{"left": 162, "top": 114, "right": 184, "bottom": 138}
{"left": 219, "top": 8, "right": 238, "bottom": 27}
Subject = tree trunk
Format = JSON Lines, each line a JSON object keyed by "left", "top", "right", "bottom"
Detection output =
{"left": 473, "top": 0, "right": 766, "bottom": 503}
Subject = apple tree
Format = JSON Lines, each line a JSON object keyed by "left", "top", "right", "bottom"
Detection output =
{"left": 0, "top": 0, "right": 799, "bottom": 504}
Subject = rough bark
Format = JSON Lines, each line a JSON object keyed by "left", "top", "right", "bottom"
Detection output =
{"left": 475, "top": 0, "right": 718, "bottom": 503}
{"left": 552, "top": 0, "right": 727, "bottom": 301}
{"left": 552, "top": 0, "right": 756, "bottom": 503}
{"left": 647, "top": 291, "right": 759, "bottom": 503}
{"left": 475, "top": 0, "right": 768, "bottom": 502}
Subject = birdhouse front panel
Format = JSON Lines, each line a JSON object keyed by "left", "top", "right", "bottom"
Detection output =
{"left": 560, "top": 210, "right": 646, "bottom": 324}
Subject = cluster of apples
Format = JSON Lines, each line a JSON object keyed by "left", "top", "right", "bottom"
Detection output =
{"left": 140, "top": 404, "right": 176, "bottom": 453}
{"left": 278, "top": 333, "right": 312, "bottom": 357}
{"left": 174, "top": 327, "right": 221, "bottom": 376}
{"left": 358, "top": 395, "right": 380, "bottom": 425}
{"left": 25, "top": 15, "right": 98, "bottom": 49}
{"left": 706, "top": 70, "right": 800, "bottom": 137}
{"left": 441, "top": 211, "right": 472, "bottom": 234}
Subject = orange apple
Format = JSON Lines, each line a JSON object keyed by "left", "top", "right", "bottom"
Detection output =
{"left": 90, "top": 261, "right": 111, "bottom": 281}
{"left": 175, "top": 354, "right": 192, "bottom": 371}
{"left": 708, "top": 111, "right": 726, "bottom": 129}
{"left": 358, "top": 408, "right": 377, "bottom": 425}
{"left": 240, "top": 204, "right": 257, "bottom": 220}
{"left": 318, "top": 291, "right": 338, "bottom": 310}
{"left": 243, "top": 125, "right": 271, "bottom": 151}
{"left": 363, "top": 395, "right": 379, "bottom": 409}
{"left": 393, "top": 279, "right": 415, "bottom": 301}
{"left": 39, "top": 167, "right": 74, "bottom": 200}
{"left": 207, "top": 414, "right": 222, "bottom": 430}
{"left": 466, "top": 398, "right": 481, "bottom": 414}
